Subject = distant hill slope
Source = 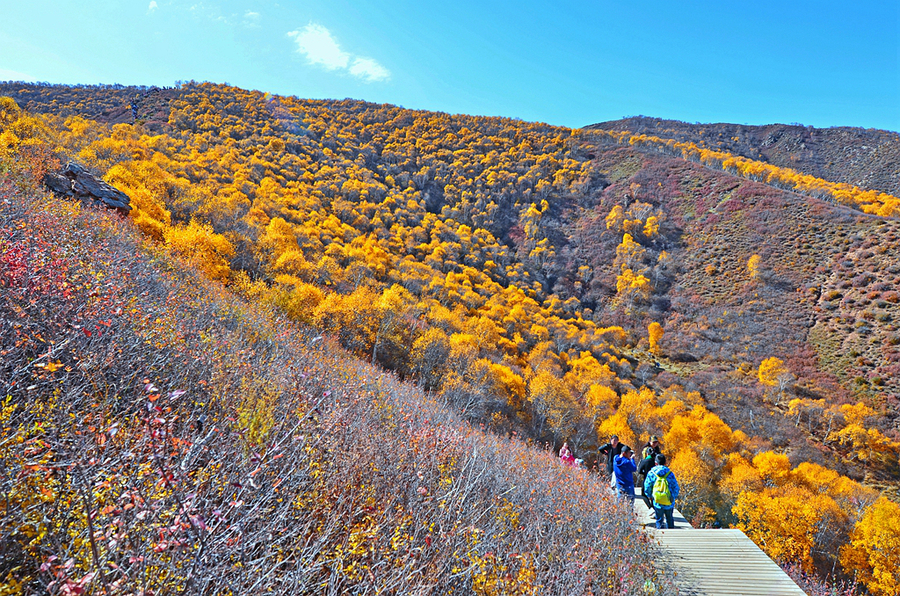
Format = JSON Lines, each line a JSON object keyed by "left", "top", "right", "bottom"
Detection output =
{"left": 0, "top": 163, "right": 669, "bottom": 595}
{"left": 588, "top": 116, "right": 900, "bottom": 196}
{"left": 3, "top": 82, "right": 899, "bottom": 591}
{"left": 574, "top": 138, "right": 900, "bottom": 446}
{"left": 3, "top": 80, "right": 897, "bottom": 457}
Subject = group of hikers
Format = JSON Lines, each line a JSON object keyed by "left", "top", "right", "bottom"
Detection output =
{"left": 559, "top": 435, "right": 680, "bottom": 529}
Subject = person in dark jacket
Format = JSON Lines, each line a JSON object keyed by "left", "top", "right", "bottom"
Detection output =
{"left": 637, "top": 451, "right": 656, "bottom": 511}
{"left": 598, "top": 435, "right": 629, "bottom": 486}
{"left": 641, "top": 435, "right": 662, "bottom": 461}
{"left": 643, "top": 453, "right": 681, "bottom": 529}
{"left": 613, "top": 446, "right": 637, "bottom": 500}
{"left": 637, "top": 436, "right": 662, "bottom": 509}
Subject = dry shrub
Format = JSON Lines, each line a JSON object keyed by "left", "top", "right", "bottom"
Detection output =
{"left": 0, "top": 184, "right": 674, "bottom": 594}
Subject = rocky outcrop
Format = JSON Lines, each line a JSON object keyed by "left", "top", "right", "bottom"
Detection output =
{"left": 44, "top": 162, "right": 131, "bottom": 214}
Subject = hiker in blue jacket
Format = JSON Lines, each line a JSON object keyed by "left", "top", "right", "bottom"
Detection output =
{"left": 613, "top": 446, "right": 637, "bottom": 500}
{"left": 598, "top": 434, "right": 629, "bottom": 487}
{"left": 643, "top": 453, "right": 680, "bottom": 529}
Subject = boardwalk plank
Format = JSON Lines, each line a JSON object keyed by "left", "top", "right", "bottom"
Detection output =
{"left": 632, "top": 490, "right": 806, "bottom": 596}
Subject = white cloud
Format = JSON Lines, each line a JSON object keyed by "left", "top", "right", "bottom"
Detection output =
{"left": 287, "top": 23, "right": 390, "bottom": 82}
{"left": 243, "top": 10, "right": 260, "bottom": 27}
{"left": 288, "top": 23, "right": 349, "bottom": 70}
{"left": 0, "top": 68, "right": 36, "bottom": 82}
{"left": 147, "top": 1, "right": 158, "bottom": 13}
{"left": 349, "top": 56, "right": 390, "bottom": 82}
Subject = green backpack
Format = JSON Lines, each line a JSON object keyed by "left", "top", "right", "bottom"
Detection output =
{"left": 652, "top": 470, "right": 672, "bottom": 506}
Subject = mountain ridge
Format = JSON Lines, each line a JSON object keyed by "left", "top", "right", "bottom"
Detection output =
{"left": 2, "top": 81, "right": 899, "bottom": 592}
{"left": 589, "top": 115, "right": 900, "bottom": 197}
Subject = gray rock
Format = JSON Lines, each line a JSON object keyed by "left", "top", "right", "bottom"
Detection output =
{"left": 44, "top": 162, "right": 132, "bottom": 214}
{"left": 44, "top": 172, "right": 73, "bottom": 196}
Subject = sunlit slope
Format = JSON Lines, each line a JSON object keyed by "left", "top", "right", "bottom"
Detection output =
{"left": 590, "top": 116, "right": 900, "bottom": 197}
{"left": 0, "top": 169, "right": 669, "bottom": 595}
{"left": 2, "top": 82, "right": 898, "bottom": 473}
{"left": 2, "top": 83, "right": 900, "bottom": 593}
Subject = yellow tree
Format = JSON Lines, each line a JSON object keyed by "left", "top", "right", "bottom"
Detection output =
{"left": 372, "top": 284, "right": 415, "bottom": 369}
{"left": 615, "top": 233, "right": 646, "bottom": 270}
{"left": 642, "top": 215, "right": 660, "bottom": 238}
{"left": 840, "top": 497, "right": 900, "bottom": 596}
{"left": 563, "top": 351, "right": 615, "bottom": 398}
{"left": 164, "top": 220, "right": 235, "bottom": 282}
{"left": 0, "top": 96, "right": 21, "bottom": 128}
{"left": 105, "top": 161, "right": 173, "bottom": 240}
{"left": 648, "top": 322, "right": 663, "bottom": 355}
{"left": 758, "top": 357, "right": 792, "bottom": 402}
{"left": 616, "top": 268, "right": 651, "bottom": 308}
{"left": 829, "top": 408, "right": 900, "bottom": 464}
{"left": 584, "top": 384, "right": 618, "bottom": 422}
{"left": 488, "top": 362, "right": 527, "bottom": 412}
{"left": 411, "top": 327, "right": 451, "bottom": 390}
{"left": 528, "top": 371, "right": 578, "bottom": 440}
{"left": 256, "top": 217, "right": 305, "bottom": 273}
{"left": 605, "top": 205, "right": 624, "bottom": 231}
{"left": 314, "top": 287, "right": 380, "bottom": 358}
{"left": 617, "top": 388, "right": 658, "bottom": 439}
{"left": 720, "top": 453, "right": 763, "bottom": 499}
{"left": 734, "top": 487, "right": 842, "bottom": 572}
{"left": 747, "top": 254, "right": 762, "bottom": 279}
{"left": 270, "top": 277, "right": 324, "bottom": 324}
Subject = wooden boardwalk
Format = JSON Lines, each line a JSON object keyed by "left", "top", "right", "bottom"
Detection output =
{"left": 632, "top": 489, "right": 806, "bottom": 596}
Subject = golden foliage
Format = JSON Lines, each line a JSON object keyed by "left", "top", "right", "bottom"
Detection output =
{"left": 840, "top": 497, "right": 900, "bottom": 596}
{"left": 584, "top": 384, "right": 618, "bottom": 421}
{"left": 751, "top": 451, "right": 792, "bottom": 487}
{"left": 528, "top": 371, "right": 578, "bottom": 438}
{"left": 648, "top": 321, "right": 663, "bottom": 354}
{"left": 164, "top": 219, "right": 234, "bottom": 281}
{"left": 734, "top": 486, "right": 841, "bottom": 571}
{"left": 720, "top": 453, "right": 763, "bottom": 498}
{"left": 747, "top": 254, "right": 761, "bottom": 279}
{"left": 757, "top": 357, "right": 788, "bottom": 387}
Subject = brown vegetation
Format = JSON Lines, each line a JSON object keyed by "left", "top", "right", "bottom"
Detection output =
{"left": 2, "top": 82, "right": 900, "bottom": 593}
{"left": 0, "top": 158, "right": 671, "bottom": 594}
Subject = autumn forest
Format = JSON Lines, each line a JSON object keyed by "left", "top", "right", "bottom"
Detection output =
{"left": 1, "top": 81, "right": 899, "bottom": 595}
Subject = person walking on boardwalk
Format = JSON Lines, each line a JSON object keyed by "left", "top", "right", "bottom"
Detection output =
{"left": 613, "top": 446, "right": 637, "bottom": 500}
{"left": 641, "top": 435, "right": 662, "bottom": 462}
{"left": 637, "top": 436, "right": 661, "bottom": 510}
{"left": 598, "top": 434, "right": 629, "bottom": 486}
{"left": 643, "top": 453, "right": 680, "bottom": 529}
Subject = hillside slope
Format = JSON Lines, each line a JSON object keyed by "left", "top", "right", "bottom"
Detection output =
{"left": 3, "top": 82, "right": 898, "bottom": 470}
{"left": 2, "top": 82, "right": 900, "bottom": 591}
{"left": 589, "top": 116, "right": 900, "bottom": 196}
{"left": 575, "top": 136, "right": 900, "bottom": 477}
{"left": 0, "top": 168, "right": 668, "bottom": 594}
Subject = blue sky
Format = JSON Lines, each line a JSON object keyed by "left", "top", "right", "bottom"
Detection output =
{"left": 1, "top": 1, "right": 898, "bottom": 131}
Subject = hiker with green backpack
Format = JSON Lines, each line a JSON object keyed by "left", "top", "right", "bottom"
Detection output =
{"left": 643, "top": 453, "right": 680, "bottom": 529}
